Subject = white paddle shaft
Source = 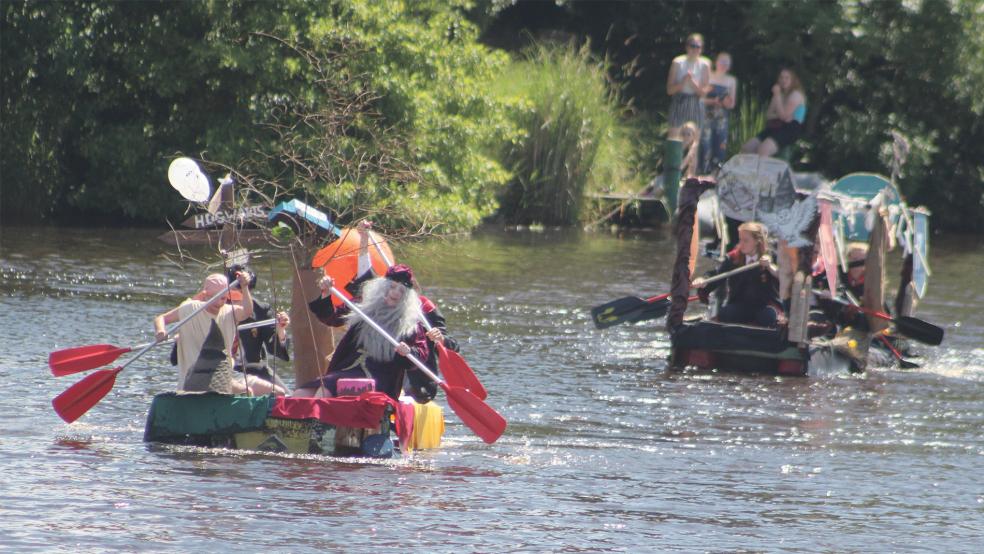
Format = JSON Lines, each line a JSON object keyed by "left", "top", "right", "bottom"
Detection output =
{"left": 329, "top": 286, "right": 443, "bottom": 386}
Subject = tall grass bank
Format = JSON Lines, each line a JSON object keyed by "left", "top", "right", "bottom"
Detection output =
{"left": 495, "top": 42, "right": 639, "bottom": 226}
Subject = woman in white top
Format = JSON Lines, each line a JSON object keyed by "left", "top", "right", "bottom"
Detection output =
{"left": 154, "top": 272, "right": 285, "bottom": 395}
{"left": 666, "top": 33, "right": 711, "bottom": 139}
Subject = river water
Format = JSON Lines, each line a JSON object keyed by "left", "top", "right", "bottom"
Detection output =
{"left": 1, "top": 225, "right": 981, "bottom": 552}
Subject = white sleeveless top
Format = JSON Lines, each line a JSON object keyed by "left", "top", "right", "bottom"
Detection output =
{"left": 672, "top": 55, "right": 709, "bottom": 95}
{"left": 174, "top": 300, "right": 237, "bottom": 389}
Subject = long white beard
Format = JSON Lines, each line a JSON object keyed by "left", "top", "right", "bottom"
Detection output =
{"left": 347, "top": 277, "right": 420, "bottom": 362}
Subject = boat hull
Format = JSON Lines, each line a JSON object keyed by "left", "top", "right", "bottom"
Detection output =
{"left": 669, "top": 319, "right": 809, "bottom": 376}
{"left": 144, "top": 392, "right": 397, "bottom": 458}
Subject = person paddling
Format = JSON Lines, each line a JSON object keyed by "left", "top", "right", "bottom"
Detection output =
{"left": 692, "top": 221, "right": 783, "bottom": 328}
{"left": 295, "top": 265, "right": 431, "bottom": 400}
{"left": 154, "top": 272, "right": 285, "bottom": 396}
{"left": 308, "top": 219, "right": 459, "bottom": 402}
{"left": 224, "top": 265, "right": 292, "bottom": 392}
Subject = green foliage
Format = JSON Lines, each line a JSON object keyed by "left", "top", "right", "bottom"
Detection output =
{"left": 1, "top": 0, "right": 514, "bottom": 234}
{"left": 286, "top": 0, "right": 517, "bottom": 233}
{"left": 495, "top": 41, "right": 640, "bottom": 225}
{"left": 726, "top": 83, "right": 766, "bottom": 159}
{"left": 5, "top": 0, "right": 983, "bottom": 232}
{"left": 478, "top": 0, "right": 984, "bottom": 232}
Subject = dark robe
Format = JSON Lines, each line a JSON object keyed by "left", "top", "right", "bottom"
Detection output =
{"left": 407, "top": 295, "right": 459, "bottom": 403}
{"left": 236, "top": 299, "right": 290, "bottom": 379}
{"left": 306, "top": 294, "right": 430, "bottom": 400}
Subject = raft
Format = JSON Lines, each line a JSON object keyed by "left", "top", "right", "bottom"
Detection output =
{"left": 143, "top": 391, "right": 444, "bottom": 458}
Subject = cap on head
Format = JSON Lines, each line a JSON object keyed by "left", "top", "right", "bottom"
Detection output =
{"left": 225, "top": 264, "right": 257, "bottom": 290}
{"left": 195, "top": 273, "right": 241, "bottom": 302}
{"left": 385, "top": 264, "right": 414, "bottom": 288}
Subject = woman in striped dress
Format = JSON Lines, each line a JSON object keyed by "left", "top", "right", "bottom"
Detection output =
{"left": 666, "top": 33, "right": 710, "bottom": 139}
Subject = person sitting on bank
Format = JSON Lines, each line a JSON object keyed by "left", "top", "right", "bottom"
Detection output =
{"left": 741, "top": 68, "right": 806, "bottom": 157}
{"left": 295, "top": 264, "right": 431, "bottom": 401}
{"left": 154, "top": 272, "right": 285, "bottom": 396}
{"left": 224, "top": 265, "right": 291, "bottom": 392}
{"left": 692, "top": 221, "right": 783, "bottom": 328}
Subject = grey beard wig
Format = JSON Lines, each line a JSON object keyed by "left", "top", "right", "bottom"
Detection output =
{"left": 346, "top": 277, "right": 421, "bottom": 362}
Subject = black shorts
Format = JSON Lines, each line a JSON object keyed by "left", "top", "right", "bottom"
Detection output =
{"left": 757, "top": 119, "right": 802, "bottom": 147}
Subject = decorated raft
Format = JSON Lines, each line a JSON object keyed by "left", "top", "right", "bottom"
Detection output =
{"left": 664, "top": 147, "right": 940, "bottom": 376}
{"left": 144, "top": 391, "right": 444, "bottom": 458}
{"left": 667, "top": 174, "right": 823, "bottom": 377}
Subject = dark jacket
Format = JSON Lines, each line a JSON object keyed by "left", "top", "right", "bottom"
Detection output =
{"left": 237, "top": 299, "right": 290, "bottom": 367}
{"left": 703, "top": 248, "right": 782, "bottom": 311}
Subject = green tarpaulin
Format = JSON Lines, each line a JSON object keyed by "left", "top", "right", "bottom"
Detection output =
{"left": 144, "top": 392, "right": 274, "bottom": 442}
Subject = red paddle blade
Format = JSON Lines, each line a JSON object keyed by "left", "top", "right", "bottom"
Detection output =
{"left": 438, "top": 345, "right": 488, "bottom": 401}
{"left": 441, "top": 383, "right": 507, "bottom": 444}
{"left": 52, "top": 368, "right": 122, "bottom": 423}
{"left": 49, "top": 344, "right": 131, "bottom": 376}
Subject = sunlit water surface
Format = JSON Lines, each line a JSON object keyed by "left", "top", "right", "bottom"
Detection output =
{"left": 1, "top": 226, "right": 982, "bottom": 552}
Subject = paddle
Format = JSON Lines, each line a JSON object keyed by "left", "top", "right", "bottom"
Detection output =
{"left": 329, "top": 286, "right": 506, "bottom": 444}
{"left": 591, "top": 262, "right": 760, "bottom": 329}
{"left": 49, "top": 319, "right": 274, "bottom": 377}
{"left": 52, "top": 281, "right": 238, "bottom": 423}
{"left": 49, "top": 340, "right": 173, "bottom": 377}
{"left": 591, "top": 293, "right": 700, "bottom": 329}
{"left": 813, "top": 290, "right": 944, "bottom": 346}
{"left": 876, "top": 334, "right": 920, "bottom": 369}
{"left": 367, "top": 233, "right": 489, "bottom": 400}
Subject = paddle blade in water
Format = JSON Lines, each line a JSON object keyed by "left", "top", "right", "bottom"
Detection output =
{"left": 441, "top": 384, "right": 506, "bottom": 444}
{"left": 52, "top": 368, "right": 121, "bottom": 423}
{"left": 438, "top": 345, "right": 488, "bottom": 400}
{"left": 49, "top": 344, "right": 131, "bottom": 376}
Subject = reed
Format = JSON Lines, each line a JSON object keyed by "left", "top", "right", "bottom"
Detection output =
{"left": 727, "top": 83, "right": 767, "bottom": 158}
{"left": 496, "top": 41, "right": 638, "bottom": 225}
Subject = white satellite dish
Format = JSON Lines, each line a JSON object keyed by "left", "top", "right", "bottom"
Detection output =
{"left": 167, "top": 157, "right": 211, "bottom": 203}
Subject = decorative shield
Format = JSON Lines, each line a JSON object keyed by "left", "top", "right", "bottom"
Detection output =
{"left": 716, "top": 154, "right": 797, "bottom": 223}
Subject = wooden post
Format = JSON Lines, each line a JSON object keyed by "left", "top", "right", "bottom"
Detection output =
{"left": 219, "top": 179, "right": 235, "bottom": 252}
{"left": 289, "top": 244, "right": 335, "bottom": 388}
{"left": 863, "top": 211, "right": 889, "bottom": 334}
{"left": 788, "top": 272, "right": 810, "bottom": 345}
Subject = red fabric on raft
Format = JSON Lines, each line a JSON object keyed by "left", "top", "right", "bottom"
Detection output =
{"left": 271, "top": 392, "right": 411, "bottom": 446}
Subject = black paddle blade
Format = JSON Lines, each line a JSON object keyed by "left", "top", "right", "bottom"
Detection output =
{"left": 591, "top": 296, "right": 648, "bottom": 329}
{"left": 897, "top": 357, "right": 921, "bottom": 369}
{"left": 896, "top": 316, "right": 944, "bottom": 346}
{"left": 591, "top": 297, "right": 670, "bottom": 329}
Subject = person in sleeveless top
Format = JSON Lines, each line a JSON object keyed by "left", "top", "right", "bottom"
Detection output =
{"left": 666, "top": 33, "right": 710, "bottom": 139}
{"left": 154, "top": 272, "right": 285, "bottom": 395}
{"left": 742, "top": 68, "right": 806, "bottom": 157}
{"left": 700, "top": 52, "right": 737, "bottom": 173}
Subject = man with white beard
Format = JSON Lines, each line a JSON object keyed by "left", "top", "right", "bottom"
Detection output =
{"left": 295, "top": 264, "right": 431, "bottom": 400}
